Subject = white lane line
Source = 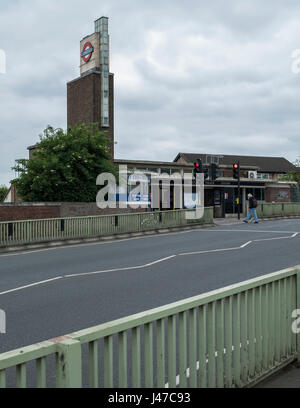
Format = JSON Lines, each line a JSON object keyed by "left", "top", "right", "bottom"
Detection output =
{"left": 0, "top": 277, "right": 63, "bottom": 296}
{"left": 0, "top": 256, "right": 177, "bottom": 296}
{"left": 240, "top": 241, "right": 252, "bottom": 248}
{"left": 179, "top": 247, "right": 241, "bottom": 256}
{"left": 0, "top": 230, "right": 201, "bottom": 258}
{"left": 180, "top": 241, "right": 252, "bottom": 256}
{"left": 1, "top": 227, "right": 299, "bottom": 259}
{"left": 145, "top": 255, "right": 177, "bottom": 267}
{"left": 211, "top": 229, "right": 300, "bottom": 234}
{"left": 178, "top": 232, "right": 298, "bottom": 256}
{"left": 0, "top": 231, "right": 298, "bottom": 296}
{"left": 253, "top": 234, "right": 298, "bottom": 243}
{"left": 64, "top": 255, "right": 177, "bottom": 279}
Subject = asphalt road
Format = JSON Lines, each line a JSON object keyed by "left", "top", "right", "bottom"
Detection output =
{"left": 0, "top": 218, "right": 299, "bottom": 357}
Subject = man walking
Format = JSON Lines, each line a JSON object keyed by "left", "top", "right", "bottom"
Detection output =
{"left": 243, "top": 193, "right": 259, "bottom": 224}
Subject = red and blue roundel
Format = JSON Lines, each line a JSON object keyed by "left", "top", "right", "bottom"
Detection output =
{"left": 81, "top": 42, "right": 94, "bottom": 63}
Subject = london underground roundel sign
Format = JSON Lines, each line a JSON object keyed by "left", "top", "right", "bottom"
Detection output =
{"left": 81, "top": 42, "right": 94, "bottom": 63}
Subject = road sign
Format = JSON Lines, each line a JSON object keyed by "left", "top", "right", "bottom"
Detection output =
{"left": 81, "top": 42, "right": 94, "bottom": 63}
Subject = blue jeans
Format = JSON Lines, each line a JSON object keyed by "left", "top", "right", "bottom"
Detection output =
{"left": 245, "top": 208, "right": 259, "bottom": 222}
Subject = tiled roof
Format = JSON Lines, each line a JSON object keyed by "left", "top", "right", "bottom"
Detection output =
{"left": 114, "top": 159, "right": 191, "bottom": 167}
{"left": 174, "top": 153, "right": 298, "bottom": 173}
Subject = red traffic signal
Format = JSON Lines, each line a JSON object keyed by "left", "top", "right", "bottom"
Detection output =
{"left": 233, "top": 163, "right": 240, "bottom": 180}
{"left": 193, "top": 159, "right": 203, "bottom": 176}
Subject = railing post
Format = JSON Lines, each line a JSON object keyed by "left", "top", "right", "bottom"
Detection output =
{"left": 8, "top": 223, "right": 13, "bottom": 238}
{"left": 56, "top": 339, "right": 82, "bottom": 388}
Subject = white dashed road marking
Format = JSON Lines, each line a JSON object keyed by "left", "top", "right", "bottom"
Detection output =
{"left": 0, "top": 277, "right": 63, "bottom": 296}
{"left": 64, "top": 255, "right": 177, "bottom": 278}
{"left": 0, "top": 228, "right": 298, "bottom": 297}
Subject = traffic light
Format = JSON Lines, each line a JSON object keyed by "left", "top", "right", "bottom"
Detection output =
{"left": 204, "top": 166, "right": 209, "bottom": 180}
{"left": 193, "top": 159, "right": 203, "bottom": 178}
{"left": 233, "top": 163, "right": 240, "bottom": 180}
{"left": 233, "top": 162, "right": 241, "bottom": 220}
{"left": 211, "top": 163, "right": 218, "bottom": 181}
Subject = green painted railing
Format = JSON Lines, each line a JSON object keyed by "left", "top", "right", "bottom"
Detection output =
{"left": 257, "top": 202, "right": 300, "bottom": 218}
{"left": 0, "top": 208, "right": 214, "bottom": 247}
{"left": 0, "top": 265, "right": 299, "bottom": 388}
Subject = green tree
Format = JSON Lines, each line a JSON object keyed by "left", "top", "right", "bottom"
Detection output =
{"left": 0, "top": 185, "right": 8, "bottom": 202}
{"left": 12, "top": 124, "right": 118, "bottom": 202}
{"left": 279, "top": 157, "right": 300, "bottom": 185}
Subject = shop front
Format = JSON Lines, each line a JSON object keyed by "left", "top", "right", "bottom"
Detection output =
{"left": 204, "top": 181, "right": 267, "bottom": 218}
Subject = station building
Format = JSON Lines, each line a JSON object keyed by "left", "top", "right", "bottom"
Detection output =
{"left": 114, "top": 155, "right": 298, "bottom": 216}
{"left": 5, "top": 17, "right": 299, "bottom": 217}
{"left": 66, "top": 17, "right": 298, "bottom": 215}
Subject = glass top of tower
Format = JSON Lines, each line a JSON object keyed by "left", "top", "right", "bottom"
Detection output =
{"left": 95, "top": 17, "right": 108, "bottom": 34}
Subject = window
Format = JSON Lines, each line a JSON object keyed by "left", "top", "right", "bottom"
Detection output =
{"left": 170, "top": 169, "right": 181, "bottom": 175}
{"left": 149, "top": 168, "right": 158, "bottom": 174}
{"left": 161, "top": 168, "right": 171, "bottom": 175}
{"left": 257, "top": 173, "right": 270, "bottom": 180}
{"left": 246, "top": 188, "right": 265, "bottom": 201}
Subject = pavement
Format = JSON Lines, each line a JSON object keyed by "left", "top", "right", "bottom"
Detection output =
{"left": 214, "top": 217, "right": 242, "bottom": 226}
{"left": 255, "top": 362, "right": 300, "bottom": 388}
{"left": 0, "top": 217, "right": 299, "bottom": 387}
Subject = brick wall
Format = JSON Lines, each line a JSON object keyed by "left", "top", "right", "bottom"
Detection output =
{"left": 0, "top": 204, "right": 61, "bottom": 222}
{"left": 223, "top": 170, "right": 233, "bottom": 178}
{"left": 265, "top": 187, "right": 291, "bottom": 203}
{"left": 59, "top": 203, "right": 148, "bottom": 218}
{"left": 67, "top": 72, "right": 114, "bottom": 158}
{"left": 0, "top": 203, "right": 149, "bottom": 222}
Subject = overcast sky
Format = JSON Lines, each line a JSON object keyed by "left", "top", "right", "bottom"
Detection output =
{"left": 0, "top": 0, "right": 300, "bottom": 186}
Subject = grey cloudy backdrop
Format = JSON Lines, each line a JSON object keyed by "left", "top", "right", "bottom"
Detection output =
{"left": 0, "top": 0, "right": 300, "bottom": 186}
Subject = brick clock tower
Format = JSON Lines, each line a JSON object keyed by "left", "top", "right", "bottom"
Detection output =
{"left": 67, "top": 17, "right": 114, "bottom": 158}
